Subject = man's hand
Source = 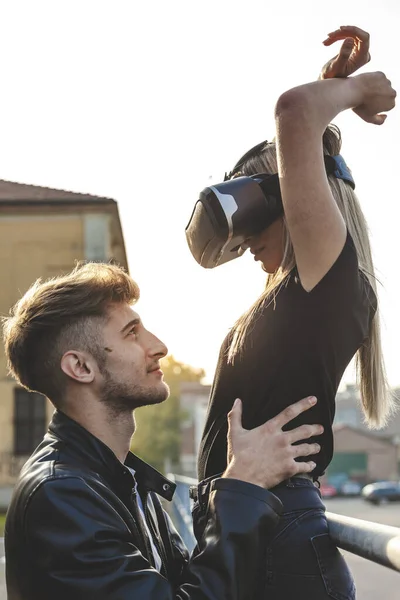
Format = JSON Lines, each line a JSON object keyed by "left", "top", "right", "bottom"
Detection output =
{"left": 223, "top": 396, "right": 323, "bottom": 489}
{"left": 319, "top": 25, "right": 371, "bottom": 80}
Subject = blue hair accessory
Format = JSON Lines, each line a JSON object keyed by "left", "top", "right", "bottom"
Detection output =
{"left": 325, "top": 154, "right": 355, "bottom": 190}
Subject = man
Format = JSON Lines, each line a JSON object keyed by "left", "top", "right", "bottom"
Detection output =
{"left": 3, "top": 261, "right": 323, "bottom": 599}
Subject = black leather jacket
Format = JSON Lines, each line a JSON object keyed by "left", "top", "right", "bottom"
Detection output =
{"left": 5, "top": 410, "right": 283, "bottom": 599}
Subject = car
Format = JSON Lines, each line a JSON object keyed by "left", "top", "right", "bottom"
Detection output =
{"left": 320, "top": 483, "right": 338, "bottom": 498}
{"left": 340, "top": 480, "right": 363, "bottom": 496}
{"left": 324, "top": 473, "right": 362, "bottom": 497}
{"left": 361, "top": 481, "right": 400, "bottom": 505}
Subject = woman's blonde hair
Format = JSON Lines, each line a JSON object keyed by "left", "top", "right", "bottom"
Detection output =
{"left": 228, "top": 125, "right": 394, "bottom": 429}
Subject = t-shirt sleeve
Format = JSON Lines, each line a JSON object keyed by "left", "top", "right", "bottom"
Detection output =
{"left": 296, "top": 230, "right": 377, "bottom": 319}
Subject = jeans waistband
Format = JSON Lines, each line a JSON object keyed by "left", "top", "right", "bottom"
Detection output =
{"left": 294, "top": 473, "right": 313, "bottom": 480}
{"left": 270, "top": 477, "right": 324, "bottom": 512}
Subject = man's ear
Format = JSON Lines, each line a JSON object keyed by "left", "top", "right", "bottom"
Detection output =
{"left": 60, "top": 351, "right": 96, "bottom": 384}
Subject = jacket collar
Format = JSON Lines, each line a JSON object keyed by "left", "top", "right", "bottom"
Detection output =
{"left": 48, "top": 410, "right": 176, "bottom": 501}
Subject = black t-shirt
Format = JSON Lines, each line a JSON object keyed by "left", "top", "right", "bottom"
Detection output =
{"left": 197, "top": 232, "right": 377, "bottom": 481}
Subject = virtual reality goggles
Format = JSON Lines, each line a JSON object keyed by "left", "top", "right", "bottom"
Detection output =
{"left": 185, "top": 145, "right": 355, "bottom": 269}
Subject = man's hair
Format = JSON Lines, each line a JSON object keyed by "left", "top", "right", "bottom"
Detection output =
{"left": 2, "top": 262, "right": 140, "bottom": 405}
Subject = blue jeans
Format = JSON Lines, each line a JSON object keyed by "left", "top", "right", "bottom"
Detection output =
{"left": 263, "top": 477, "right": 356, "bottom": 600}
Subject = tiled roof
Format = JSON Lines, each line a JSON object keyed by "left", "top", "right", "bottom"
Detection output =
{"left": 0, "top": 179, "right": 114, "bottom": 204}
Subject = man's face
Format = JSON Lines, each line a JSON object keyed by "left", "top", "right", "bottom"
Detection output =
{"left": 95, "top": 302, "right": 169, "bottom": 412}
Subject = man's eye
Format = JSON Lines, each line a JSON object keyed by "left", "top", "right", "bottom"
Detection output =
{"left": 128, "top": 327, "right": 138, "bottom": 338}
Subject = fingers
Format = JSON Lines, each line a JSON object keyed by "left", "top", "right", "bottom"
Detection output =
{"left": 353, "top": 72, "right": 396, "bottom": 125}
{"left": 292, "top": 442, "right": 321, "bottom": 458}
{"left": 327, "top": 38, "right": 355, "bottom": 77}
{"left": 337, "top": 25, "right": 370, "bottom": 42}
{"left": 323, "top": 25, "right": 370, "bottom": 46}
{"left": 323, "top": 26, "right": 371, "bottom": 66}
{"left": 271, "top": 396, "right": 317, "bottom": 429}
{"left": 368, "top": 114, "right": 388, "bottom": 125}
{"left": 282, "top": 446, "right": 320, "bottom": 480}
{"left": 286, "top": 423, "right": 324, "bottom": 444}
{"left": 294, "top": 461, "right": 317, "bottom": 475}
{"left": 339, "top": 38, "right": 355, "bottom": 58}
{"left": 227, "top": 398, "right": 243, "bottom": 432}
{"left": 353, "top": 109, "right": 389, "bottom": 126}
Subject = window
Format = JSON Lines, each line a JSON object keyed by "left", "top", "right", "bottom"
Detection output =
{"left": 14, "top": 388, "right": 47, "bottom": 456}
{"left": 84, "top": 214, "right": 110, "bottom": 261}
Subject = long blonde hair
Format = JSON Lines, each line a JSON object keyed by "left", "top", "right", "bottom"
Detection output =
{"left": 228, "top": 125, "right": 394, "bottom": 429}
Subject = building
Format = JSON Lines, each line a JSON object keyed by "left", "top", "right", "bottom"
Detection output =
{"left": 325, "top": 384, "right": 400, "bottom": 484}
{"left": 335, "top": 384, "right": 400, "bottom": 445}
{"left": 0, "top": 179, "right": 128, "bottom": 505}
{"left": 328, "top": 424, "right": 398, "bottom": 483}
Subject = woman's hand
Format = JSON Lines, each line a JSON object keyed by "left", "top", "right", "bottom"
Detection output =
{"left": 353, "top": 71, "right": 397, "bottom": 125}
{"left": 319, "top": 25, "right": 371, "bottom": 80}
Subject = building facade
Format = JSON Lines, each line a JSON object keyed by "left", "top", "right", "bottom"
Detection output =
{"left": 0, "top": 179, "right": 128, "bottom": 501}
{"left": 335, "top": 383, "right": 400, "bottom": 445}
{"left": 329, "top": 424, "right": 398, "bottom": 483}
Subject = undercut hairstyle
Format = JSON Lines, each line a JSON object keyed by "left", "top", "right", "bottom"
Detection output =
{"left": 2, "top": 262, "right": 140, "bottom": 406}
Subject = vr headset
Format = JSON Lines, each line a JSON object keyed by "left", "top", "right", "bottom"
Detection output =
{"left": 185, "top": 142, "right": 355, "bottom": 269}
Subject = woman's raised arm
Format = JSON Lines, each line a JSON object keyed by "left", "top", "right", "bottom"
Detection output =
{"left": 274, "top": 72, "right": 396, "bottom": 291}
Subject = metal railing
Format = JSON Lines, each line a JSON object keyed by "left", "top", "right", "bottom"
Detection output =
{"left": 167, "top": 474, "right": 197, "bottom": 551}
{"left": 168, "top": 474, "right": 400, "bottom": 572}
{"left": 327, "top": 511, "right": 400, "bottom": 572}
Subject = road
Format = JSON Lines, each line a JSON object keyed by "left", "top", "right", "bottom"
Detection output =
{"left": 1, "top": 498, "right": 399, "bottom": 598}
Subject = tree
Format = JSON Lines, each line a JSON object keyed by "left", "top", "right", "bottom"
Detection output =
{"left": 131, "top": 355, "right": 205, "bottom": 473}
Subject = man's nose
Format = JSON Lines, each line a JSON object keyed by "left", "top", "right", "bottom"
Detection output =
{"left": 149, "top": 334, "right": 168, "bottom": 359}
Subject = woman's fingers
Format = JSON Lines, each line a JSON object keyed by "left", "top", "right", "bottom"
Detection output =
{"left": 323, "top": 25, "right": 370, "bottom": 68}
{"left": 353, "top": 109, "right": 388, "bottom": 125}
{"left": 353, "top": 72, "right": 396, "bottom": 125}
{"left": 323, "top": 25, "right": 370, "bottom": 47}
{"left": 371, "top": 114, "right": 387, "bottom": 125}
{"left": 320, "top": 25, "right": 371, "bottom": 79}
{"left": 328, "top": 38, "right": 356, "bottom": 76}
{"left": 337, "top": 25, "right": 370, "bottom": 40}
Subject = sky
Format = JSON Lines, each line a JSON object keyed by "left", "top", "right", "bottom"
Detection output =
{"left": 0, "top": 0, "right": 399, "bottom": 386}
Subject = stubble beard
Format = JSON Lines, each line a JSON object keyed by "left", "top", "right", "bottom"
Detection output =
{"left": 99, "top": 367, "right": 170, "bottom": 416}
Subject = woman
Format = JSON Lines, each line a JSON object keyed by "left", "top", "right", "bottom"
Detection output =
{"left": 197, "top": 29, "right": 396, "bottom": 600}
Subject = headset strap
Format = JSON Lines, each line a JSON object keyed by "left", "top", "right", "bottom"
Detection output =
{"left": 225, "top": 152, "right": 355, "bottom": 190}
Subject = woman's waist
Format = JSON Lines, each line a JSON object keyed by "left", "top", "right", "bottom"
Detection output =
{"left": 270, "top": 476, "right": 325, "bottom": 512}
